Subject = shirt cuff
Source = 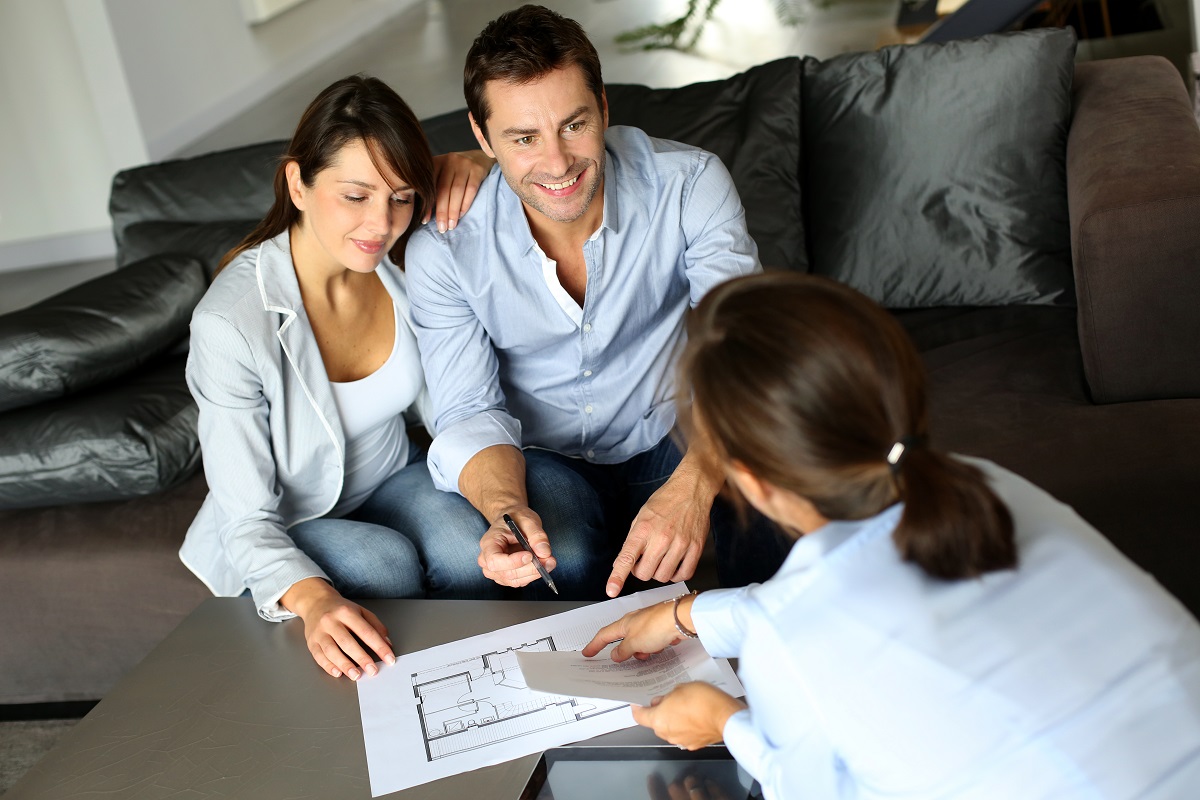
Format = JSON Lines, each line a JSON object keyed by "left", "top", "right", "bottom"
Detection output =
{"left": 249, "top": 557, "right": 328, "bottom": 622}
{"left": 427, "top": 409, "right": 523, "bottom": 494}
{"left": 722, "top": 708, "right": 768, "bottom": 785}
{"left": 692, "top": 586, "right": 754, "bottom": 659}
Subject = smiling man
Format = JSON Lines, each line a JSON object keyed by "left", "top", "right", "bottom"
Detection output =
{"left": 406, "top": 4, "right": 780, "bottom": 600}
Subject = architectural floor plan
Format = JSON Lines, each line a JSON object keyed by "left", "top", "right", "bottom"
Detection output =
{"left": 357, "top": 584, "right": 741, "bottom": 796}
{"left": 412, "top": 637, "right": 625, "bottom": 761}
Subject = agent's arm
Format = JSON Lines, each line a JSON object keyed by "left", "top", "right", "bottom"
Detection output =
{"left": 187, "top": 311, "right": 393, "bottom": 680}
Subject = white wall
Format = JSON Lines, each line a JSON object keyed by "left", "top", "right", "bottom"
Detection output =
{"left": 104, "top": 0, "right": 420, "bottom": 160}
{"left": 0, "top": 0, "right": 137, "bottom": 269}
{"left": 0, "top": 0, "right": 418, "bottom": 273}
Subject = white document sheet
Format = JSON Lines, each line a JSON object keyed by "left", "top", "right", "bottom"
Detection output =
{"left": 516, "top": 636, "right": 739, "bottom": 707}
{"left": 356, "top": 584, "right": 743, "bottom": 797}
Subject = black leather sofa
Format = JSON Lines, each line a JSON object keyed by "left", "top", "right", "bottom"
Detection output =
{"left": 2, "top": 29, "right": 1198, "bottom": 705}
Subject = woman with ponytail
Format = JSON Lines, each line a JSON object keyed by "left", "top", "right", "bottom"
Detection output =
{"left": 584, "top": 272, "right": 1200, "bottom": 798}
{"left": 181, "top": 75, "right": 500, "bottom": 684}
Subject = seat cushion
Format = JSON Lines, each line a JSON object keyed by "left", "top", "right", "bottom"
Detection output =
{"left": 804, "top": 28, "right": 1077, "bottom": 308}
{"left": 0, "top": 354, "right": 200, "bottom": 510}
{"left": 898, "top": 305, "right": 1200, "bottom": 615}
{"left": 0, "top": 254, "right": 206, "bottom": 413}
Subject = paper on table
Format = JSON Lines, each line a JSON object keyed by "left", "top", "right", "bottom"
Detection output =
{"left": 516, "top": 639, "right": 742, "bottom": 706}
{"left": 357, "top": 584, "right": 727, "bottom": 797}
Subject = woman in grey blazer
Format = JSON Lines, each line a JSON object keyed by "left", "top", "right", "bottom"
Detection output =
{"left": 180, "top": 76, "right": 498, "bottom": 682}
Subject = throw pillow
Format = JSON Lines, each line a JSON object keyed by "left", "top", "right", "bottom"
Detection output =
{"left": 0, "top": 355, "right": 200, "bottom": 509}
{"left": 0, "top": 254, "right": 206, "bottom": 413}
{"left": 803, "top": 27, "right": 1077, "bottom": 307}
{"left": 605, "top": 58, "right": 806, "bottom": 272}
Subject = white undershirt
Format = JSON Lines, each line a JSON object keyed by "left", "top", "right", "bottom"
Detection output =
{"left": 327, "top": 302, "right": 422, "bottom": 517}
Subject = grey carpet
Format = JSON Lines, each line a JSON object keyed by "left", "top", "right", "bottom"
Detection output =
{"left": 0, "top": 719, "right": 77, "bottom": 795}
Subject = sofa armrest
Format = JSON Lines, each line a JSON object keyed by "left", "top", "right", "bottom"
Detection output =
{"left": 1068, "top": 56, "right": 1200, "bottom": 403}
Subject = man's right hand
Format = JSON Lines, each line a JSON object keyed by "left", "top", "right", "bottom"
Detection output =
{"left": 478, "top": 506, "right": 557, "bottom": 587}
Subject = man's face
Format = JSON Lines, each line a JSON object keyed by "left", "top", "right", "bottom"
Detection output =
{"left": 472, "top": 66, "right": 608, "bottom": 226}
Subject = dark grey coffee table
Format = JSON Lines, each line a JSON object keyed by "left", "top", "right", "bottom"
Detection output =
{"left": 7, "top": 598, "right": 660, "bottom": 798}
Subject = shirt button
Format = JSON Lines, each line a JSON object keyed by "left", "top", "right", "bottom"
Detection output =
{"left": 586, "top": 449, "right": 595, "bottom": 458}
{"left": 585, "top": 405, "right": 593, "bottom": 414}
{"left": 583, "top": 370, "right": 592, "bottom": 377}
{"left": 583, "top": 323, "right": 592, "bottom": 333}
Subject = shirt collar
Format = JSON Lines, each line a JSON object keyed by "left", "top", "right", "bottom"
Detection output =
{"left": 777, "top": 502, "right": 905, "bottom": 575}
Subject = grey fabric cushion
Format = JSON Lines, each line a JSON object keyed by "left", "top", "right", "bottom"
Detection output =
{"left": 0, "top": 354, "right": 200, "bottom": 510}
{"left": 803, "top": 28, "right": 1077, "bottom": 308}
{"left": 0, "top": 255, "right": 206, "bottom": 413}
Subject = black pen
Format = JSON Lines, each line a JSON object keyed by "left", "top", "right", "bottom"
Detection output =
{"left": 503, "top": 513, "right": 558, "bottom": 595}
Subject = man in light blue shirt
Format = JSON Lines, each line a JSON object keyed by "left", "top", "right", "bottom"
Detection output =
{"left": 407, "top": 5, "right": 779, "bottom": 599}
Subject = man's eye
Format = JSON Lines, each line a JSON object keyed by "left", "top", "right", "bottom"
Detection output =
{"left": 565, "top": 122, "right": 583, "bottom": 132}
{"left": 517, "top": 135, "right": 536, "bottom": 146}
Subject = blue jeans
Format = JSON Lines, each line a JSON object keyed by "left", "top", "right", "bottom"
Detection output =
{"left": 524, "top": 436, "right": 792, "bottom": 600}
{"left": 288, "top": 450, "right": 505, "bottom": 601}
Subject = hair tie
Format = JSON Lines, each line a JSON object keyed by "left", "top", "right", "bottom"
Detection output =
{"left": 886, "top": 435, "right": 922, "bottom": 474}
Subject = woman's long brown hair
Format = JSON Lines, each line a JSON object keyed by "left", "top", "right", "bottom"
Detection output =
{"left": 679, "top": 273, "right": 1015, "bottom": 580}
{"left": 215, "top": 74, "right": 434, "bottom": 275}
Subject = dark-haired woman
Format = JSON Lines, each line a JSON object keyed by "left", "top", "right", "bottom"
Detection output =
{"left": 180, "top": 75, "right": 498, "bottom": 683}
{"left": 584, "top": 273, "right": 1200, "bottom": 798}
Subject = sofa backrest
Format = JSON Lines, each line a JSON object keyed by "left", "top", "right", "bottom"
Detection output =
{"left": 109, "top": 59, "right": 806, "bottom": 280}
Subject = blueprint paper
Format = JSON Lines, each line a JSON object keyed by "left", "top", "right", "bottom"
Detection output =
{"left": 357, "top": 584, "right": 734, "bottom": 796}
{"left": 516, "top": 638, "right": 741, "bottom": 706}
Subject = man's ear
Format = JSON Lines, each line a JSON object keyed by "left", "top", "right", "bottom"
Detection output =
{"left": 284, "top": 161, "right": 307, "bottom": 211}
{"left": 600, "top": 89, "right": 609, "bottom": 130}
{"left": 469, "top": 112, "right": 496, "bottom": 159}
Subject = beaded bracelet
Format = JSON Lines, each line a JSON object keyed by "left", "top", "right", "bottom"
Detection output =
{"left": 670, "top": 589, "right": 699, "bottom": 639}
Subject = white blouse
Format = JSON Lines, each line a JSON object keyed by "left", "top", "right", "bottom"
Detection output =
{"left": 693, "top": 458, "right": 1200, "bottom": 800}
{"left": 328, "top": 302, "right": 423, "bottom": 517}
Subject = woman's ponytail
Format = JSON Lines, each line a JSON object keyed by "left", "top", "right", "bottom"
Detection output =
{"left": 891, "top": 447, "right": 1016, "bottom": 580}
{"left": 680, "top": 272, "right": 1019, "bottom": 584}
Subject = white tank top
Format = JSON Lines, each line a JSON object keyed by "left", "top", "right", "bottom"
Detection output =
{"left": 327, "top": 303, "right": 423, "bottom": 517}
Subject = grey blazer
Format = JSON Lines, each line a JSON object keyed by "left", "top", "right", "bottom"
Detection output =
{"left": 179, "top": 231, "right": 430, "bottom": 620}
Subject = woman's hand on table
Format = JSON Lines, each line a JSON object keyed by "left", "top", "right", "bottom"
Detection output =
{"left": 633, "top": 682, "right": 747, "bottom": 751}
{"left": 581, "top": 592, "right": 698, "bottom": 661}
{"left": 281, "top": 577, "right": 395, "bottom": 680}
{"left": 427, "top": 150, "right": 494, "bottom": 233}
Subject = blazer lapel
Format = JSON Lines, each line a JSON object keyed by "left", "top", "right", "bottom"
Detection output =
{"left": 254, "top": 231, "right": 345, "bottom": 458}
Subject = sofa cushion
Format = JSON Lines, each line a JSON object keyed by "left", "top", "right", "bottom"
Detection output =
{"left": 119, "top": 220, "right": 259, "bottom": 280}
{"left": 110, "top": 140, "right": 285, "bottom": 263}
{"left": 0, "top": 354, "right": 200, "bottom": 510}
{"left": 0, "top": 254, "right": 206, "bottom": 413}
{"left": 604, "top": 58, "right": 805, "bottom": 271}
{"left": 803, "top": 28, "right": 1076, "bottom": 308}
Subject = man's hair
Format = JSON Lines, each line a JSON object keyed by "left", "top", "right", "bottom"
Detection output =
{"left": 464, "top": 4, "right": 604, "bottom": 141}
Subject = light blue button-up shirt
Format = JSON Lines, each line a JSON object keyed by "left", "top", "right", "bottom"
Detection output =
{"left": 692, "top": 458, "right": 1200, "bottom": 799}
{"left": 407, "top": 126, "right": 759, "bottom": 493}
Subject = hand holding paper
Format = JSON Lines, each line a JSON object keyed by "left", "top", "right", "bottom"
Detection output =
{"left": 516, "top": 638, "right": 741, "bottom": 707}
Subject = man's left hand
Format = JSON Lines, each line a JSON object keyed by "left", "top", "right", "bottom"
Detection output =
{"left": 606, "top": 464, "right": 713, "bottom": 597}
